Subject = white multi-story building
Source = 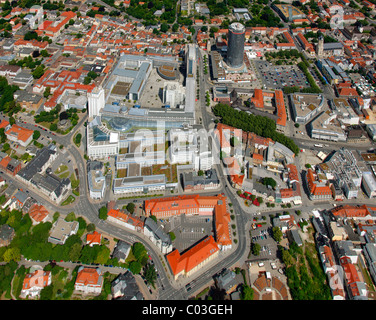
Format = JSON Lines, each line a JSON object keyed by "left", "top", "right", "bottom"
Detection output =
{"left": 362, "top": 172, "right": 376, "bottom": 199}
{"left": 163, "top": 82, "right": 186, "bottom": 108}
{"left": 113, "top": 175, "right": 166, "bottom": 195}
{"left": 88, "top": 86, "right": 105, "bottom": 118}
{"left": 168, "top": 128, "right": 213, "bottom": 171}
{"left": 87, "top": 161, "right": 106, "bottom": 200}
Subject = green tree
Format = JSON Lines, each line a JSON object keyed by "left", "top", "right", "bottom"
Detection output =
{"left": 143, "top": 263, "right": 157, "bottom": 288}
{"left": 98, "top": 206, "right": 108, "bottom": 220}
{"left": 126, "top": 202, "right": 135, "bottom": 214}
{"left": 132, "top": 242, "right": 147, "bottom": 262}
{"left": 272, "top": 227, "right": 283, "bottom": 243}
{"left": 94, "top": 246, "right": 110, "bottom": 265}
{"left": 3, "top": 247, "right": 21, "bottom": 262}
{"left": 49, "top": 123, "right": 57, "bottom": 131}
{"left": 2, "top": 143, "right": 10, "bottom": 152}
{"left": 241, "top": 284, "right": 254, "bottom": 300}
{"left": 69, "top": 242, "right": 82, "bottom": 262}
{"left": 33, "top": 130, "right": 41, "bottom": 140}
{"left": 251, "top": 242, "right": 261, "bottom": 256}
{"left": 65, "top": 212, "right": 76, "bottom": 222}
{"left": 129, "top": 260, "right": 142, "bottom": 274}
{"left": 43, "top": 86, "right": 51, "bottom": 99}
{"left": 32, "top": 65, "right": 45, "bottom": 79}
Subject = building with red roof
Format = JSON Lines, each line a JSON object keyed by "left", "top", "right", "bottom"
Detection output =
{"left": 166, "top": 235, "right": 219, "bottom": 280}
{"left": 75, "top": 267, "right": 103, "bottom": 295}
{"left": 107, "top": 209, "right": 144, "bottom": 232}
{"left": 28, "top": 204, "right": 49, "bottom": 224}
{"left": 5, "top": 124, "right": 33, "bottom": 147}
{"left": 44, "top": 11, "right": 76, "bottom": 39}
{"left": 145, "top": 194, "right": 232, "bottom": 252}
{"left": 340, "top": 256, "right": 368, "bottom": 300}
{"left": 21, "top": 269, "right": 51, "bottom": 298}
{"left": 330, "top": 204, "right": 376, "bottom": 221}
{"left": 86, "top": 231, "right": 102, "bottom": 246}
{"left": 275, "top": 89, "right": 287, "bottom": 130}
{"left": 306, "top": 168, "right": 332, "bottom": 201}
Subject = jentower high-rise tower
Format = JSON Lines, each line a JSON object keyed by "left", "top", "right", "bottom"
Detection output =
{"left": 227, "top": 22, "right": 245, "bottom": 69}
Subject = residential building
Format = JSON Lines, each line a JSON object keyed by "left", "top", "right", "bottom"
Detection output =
{"left": 0, "top": 224, "right": 14, "bottom": 247}
{"left": 17, "top": 145, "right": 58, "bottom": 187}
{"left": 107, "top": 209, "right": 144, "bottom": 232}
{"left": 86, "top": 231, "right": 102, "bottom": 246}
{"left": 363, "top": 243, "right": 376, "bottom": 286}
{"left": 5, "top": 124, "right": 33, "bottom": 147}
{"left": 74, "top": 267, "right": 103, "bottom": 295}
{"left": 21, "top": 269, "right": 51, "bottom": 299}
{"left": 111, "top": 272, "right": 144, "bottom": 300}
{"left": 28, "top": 204, "right": 49, "bottom": 225}
{"left": 305, "top": 169, "right": 333, "bottom": 201}
{"left": 330, "top": 204, "right": 376, "bottom": 221}
{"left": 112, "top": 240, "right": 131, "bottom": 263}
{"left": 143, "top": 217, "right": 173, "bottom": 254}
{"left": 48, "top": 218, "right": 79, "bottom": 245}
{"left": 215, "top": 269, "right": 238, "bottom": 294}
{"left": 339, "top": 256, "right": 368, "bottom": 300}
{"left": 272, "top": 214, "right": 297, "bottom": 233}
{"left": 0, "top": 155, "right": 22, "bottom": 176}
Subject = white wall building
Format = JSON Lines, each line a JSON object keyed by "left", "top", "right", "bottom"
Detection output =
{"left": 88, "top": 86, "right": 105, "bottom": 118}
{"left": 362, "top": 172, "right": 376, "bottom": 198}
{"left": 168, "top": 128, "right": 213, "bottom": 171}
{"left": 163, "top": 82, "right": 186, "bottom": 108}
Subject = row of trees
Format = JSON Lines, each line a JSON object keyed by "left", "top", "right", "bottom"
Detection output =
{"left": 212, "top": 103, "right": 300, "bottom": 155}
{"left": 0, "top": 76, "right": 19, "bottom": 115}
{"left": 126, "top": 0, "right": 177, "bottom": 25}
{"left": 0, "top": 209, "right": 121, "bottom": 267}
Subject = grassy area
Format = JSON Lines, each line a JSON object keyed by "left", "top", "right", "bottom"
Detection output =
{"left": 282, "top": 240, "right": 332, "bottom": 300}
{"left": 117, "top": 169, "right": 127, "bottom": 178}
{"left": 141, "top": 166, "right": 152, "bottom": 176}
{"left": 58, "top": 171, "right": 70, "bottom": 179}
{"left": 61, "top": 195, "right": 75, "bottom": 206}
{"left": 151, "top": 161, "right": 177, "bottom": 183}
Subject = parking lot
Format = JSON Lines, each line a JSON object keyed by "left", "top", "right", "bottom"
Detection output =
{"left": 250, "top": 224, "right": 278, "bottom": 260}
{"left": 162, "top": 214, "right": 213, "bottom": 252}
{"left": 254, "top": 60, "right": 309, "bottom": 90}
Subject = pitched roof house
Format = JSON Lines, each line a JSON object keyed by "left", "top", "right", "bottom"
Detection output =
{"left": 21, "top": 269, "right": 51, "bottom": 298}
{"left": 74, "top": 267, "right": 103, "bottom": 295}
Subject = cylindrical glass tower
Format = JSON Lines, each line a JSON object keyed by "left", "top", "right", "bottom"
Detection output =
{"left": 227, "top": 22, "right": 245, "bottom": 69}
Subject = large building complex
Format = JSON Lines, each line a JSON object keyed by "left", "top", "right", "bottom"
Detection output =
{"left": 168, "top": 127, "right": 213, "bottom": 171}
{"left": 144, "top": 194, "right": 232, "bottom": 253}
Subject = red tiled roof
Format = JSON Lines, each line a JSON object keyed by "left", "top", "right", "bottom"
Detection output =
{"left": 166, "top": 236, "right": 219, "bottom": 276}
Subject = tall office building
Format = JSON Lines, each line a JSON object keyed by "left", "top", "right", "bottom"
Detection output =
{"left": 88, "top": 86, "right": 105, "bottom": 117}
{"left": 227, "top": 22, "right": 245, "bottom": 69}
